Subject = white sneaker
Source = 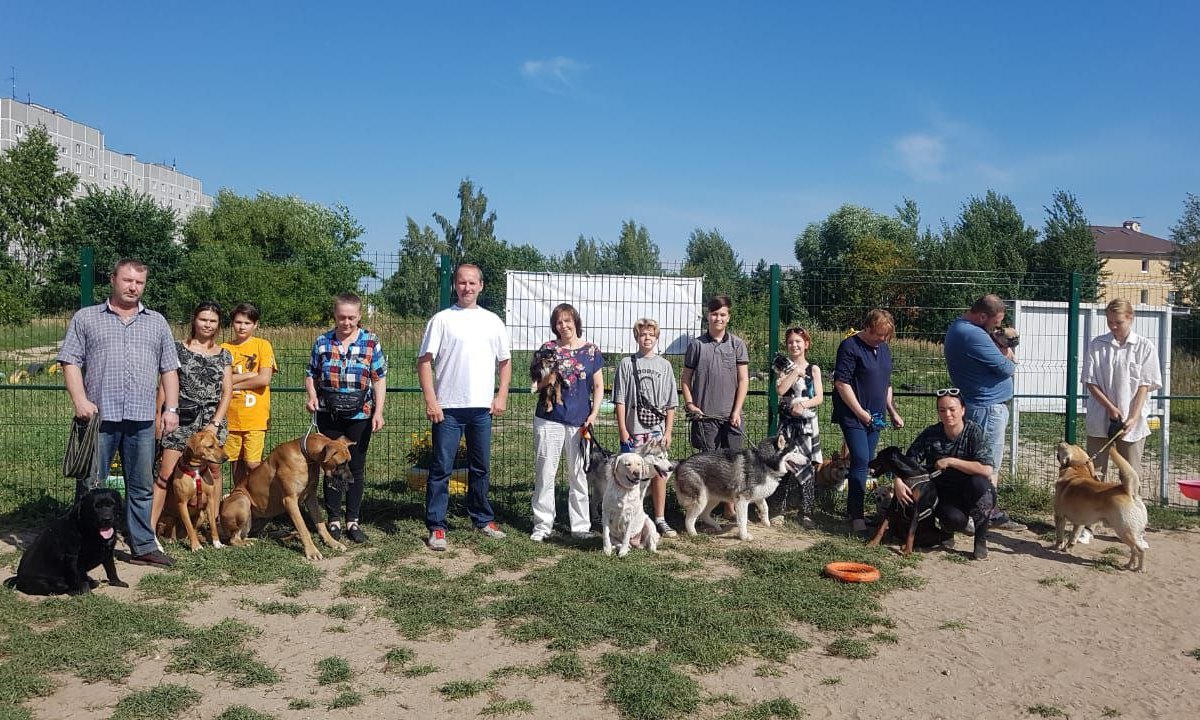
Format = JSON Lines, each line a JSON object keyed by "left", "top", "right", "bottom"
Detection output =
{"left": 964, "top": 518, "right": 975, "bottom": 534}
{"left": 530, "top": 531, "right": 549, "bottom": 543}
{"left": 1077, "top": 527, "right": 1093, "bottom": 544}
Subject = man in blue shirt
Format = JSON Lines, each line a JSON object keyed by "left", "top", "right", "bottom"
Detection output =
{"left": 944, "top": 294, "right": 1025, "bottom": 532}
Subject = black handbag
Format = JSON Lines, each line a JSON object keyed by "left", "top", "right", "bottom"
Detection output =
{"left": 323, "top": 388, "right": 366, "bottom": 418}
{"left": 177, "top": 398, "right": 203, "bottom": 427}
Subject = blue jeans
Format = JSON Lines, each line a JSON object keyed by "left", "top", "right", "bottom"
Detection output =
{"left": 84, "top": 420, "right": 157, "bottom": 556}
{"left": 965, "top": 401, "right": 1008, "bottom": 479}
{"left": 425, "top": 408, "right": 495, "bottom": 531}
{"left": 841, "top": 423, "right": 880, "bottom": 522}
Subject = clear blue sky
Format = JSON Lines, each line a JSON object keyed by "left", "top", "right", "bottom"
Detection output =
{"left": 5, "top": 1, "right": 1197, "bottom": 265}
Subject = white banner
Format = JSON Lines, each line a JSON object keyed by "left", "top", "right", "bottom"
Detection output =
{"left": 505, "top": 271, "right": 705, "bottom": 354}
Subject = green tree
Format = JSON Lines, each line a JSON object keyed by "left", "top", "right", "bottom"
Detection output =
{"left": 433, "top": 178, "right": 496, "bottom": 265}
{"left": 606, "top": 219, "right": 661, "bottom": 275}
{"left": 1170, "top": 192, "right": 1200, "bottom": 307}
{"left": 0, "top": 252, "right": 32, "bottom": 324}
{"left": 554, "top": 235, "right": 605, "bottom": 273}
{"left": 1035, "top": 190, "right": 1104, "bottom": 302}
{"left": 43, "top": 186, "right": 180, "bottom": 312}
{"left": 174, "top": 190, "right": 373, "bottom": 325}
{"left": 934, "top": 190, "right": 1037, "bottom": 287}
{"left": 794, "top": 204, "right": 917, "bottom": 331}
{"left": 683, "top": 227, "right": 744, "bottom": 300}
{"left": 0, "top": 125, "right": 78, "bottom": 295}
{"left": 379, "top": 219, "right": 444, "bottom": 317}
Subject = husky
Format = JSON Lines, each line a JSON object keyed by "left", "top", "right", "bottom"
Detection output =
{"left": 602, "top": 452, "right": 672, "bottom": 556}
{"left": 673, "top": 434, "right": 806, "bottom": 541}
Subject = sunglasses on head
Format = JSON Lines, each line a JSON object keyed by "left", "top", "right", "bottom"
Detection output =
{"left": 935, "top": 387, "right": 961, "bottom": 397}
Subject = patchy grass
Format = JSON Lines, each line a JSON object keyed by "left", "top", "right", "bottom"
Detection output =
{"left": 601, "top": 652, "right": 700, "bottom": 720}
{"left": 401, "top": 664, "right": 439, "bottom": 678}
{"left": 1027, "top": 704, "right": 1069, "bottom": 718}
{"left": 1147, "top": 504, "right": 1200, "bottom": 530}
{"left": 110, "top": 684, "right": 201, "bottom": 720}
{"left": 1101, "top": 708, "right": 1121, "bottom": 718}
{"left": 871, "top": 631, "right": 899, "bottom": 644}
{"left": 316, "top": 656, "right": 352, "bottom": 685}
{"left": 137, "top": 572, "right": 209, "bottom": 603}
{"left": 0, "top": 590, "right": 189, "bottom": 709}
{"left": 241, "top": 599, "right": 308, "bottom": 616}
{"left": 937, "top": 620, "right": 968, "bottom": 631}
{"left": 286, "top": 699, "right": 313, "bottom": 710}
{"left": 383, "top": 646, "right": 415, "bottom": 670}
{"left": 1185, "top": 648, "right": 1200, "bottom": 660}
{"left": 324, "top": 602, "right": 359, "bottom": 620}
{"left": 542, "top": 651, "right": 587, "bottom": 680}
{"left": 167, "top": 619, "right": 280, "bottom": 687}
{"left": 820, "top": 677, "right": 841, "bottom": 686}
{"left": 438, "top": 679, "right": 495, "bottom": 700}
{"left": 215, "top": 706, "right": 277, "bottom": 720}
{"left": 326, "top": 691, "right": 363, "bottom": 710}
{"left": 160, "top": 539, "right": 324, "bottom": 597}
{"left": 825, "top": 636, "right": 874, "bottom": 659}
{"left": 942, "top": 552, "right": 970, "bottom": 564}
{"left": 754, "top": 664, "right": 784, "bottom": 677}
{"left": 1037, "top": 575, "right": 1079, "bottom": 591}
{"left": 717, "top": 698, "right": 804, "bottom": 720}
{"left": 480, "top": 699, "right": 534, "bottom": 716}
{"left": 1000, "top": 475, "right": 1054, "bottom": 521}
{"left": 342, "top": 563, "right": 493, "bottom": 638}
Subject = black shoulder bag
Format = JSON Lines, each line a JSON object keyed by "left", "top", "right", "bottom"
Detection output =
{"left": 629, "top": 354, "right": 666, "bottom": 427}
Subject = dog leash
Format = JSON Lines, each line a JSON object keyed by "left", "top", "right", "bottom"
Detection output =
{"left": 1085, "top": 426, "right": 1126, "bottom": 464}
{"left": 300, "top": 413, "right": 320, "bottom": 463}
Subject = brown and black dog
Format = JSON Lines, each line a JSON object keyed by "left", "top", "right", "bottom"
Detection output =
{"left": 865, "top": 446, "right": 943, "bottom": 556}
{"left": 219, "top": 433, "right": 354, "bottom": 560}
{"left": 156, "top": 428, "right": 228, "bottom": 551}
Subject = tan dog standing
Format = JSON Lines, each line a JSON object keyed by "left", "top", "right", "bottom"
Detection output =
{"left": 156, "top": 427, "right": 228, "bottom": 551}
{"left": 1054, "top": 442, "right": 1149, "bottom": 571}
{"left": 219, "top": 433, "right": 353, "bottom": 560}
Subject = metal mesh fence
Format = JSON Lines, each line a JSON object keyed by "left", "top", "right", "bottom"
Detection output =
{"left": 1, "top": 256, "right": 1196, "bottom": 519}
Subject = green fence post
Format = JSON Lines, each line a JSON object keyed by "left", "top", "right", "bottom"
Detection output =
{"left": 438, "top": 254, "right": 452, "bottom": 310}
{"left": 80, "top": 246, "right": 94, "bottom": 309}
{"left": 1065, "top": 271, "right": 1081, "bottom": 443}
{"left": 767, "top": 264, "right": 781, "bottom": 436}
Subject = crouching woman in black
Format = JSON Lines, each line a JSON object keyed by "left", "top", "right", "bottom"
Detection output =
{"left": 898, "top": 388, "right": 996, "bottom": 560}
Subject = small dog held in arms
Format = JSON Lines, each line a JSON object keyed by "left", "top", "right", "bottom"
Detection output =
{"left": 991, "top": 326, "right": 1020, "bottom": 350}
{"left": 529, "top": 346, "right": 564, "bottom": 412}
{"left": 5, "top": 488, "right": 128, "bottom": 595}
{"left": 602, "top": 452, "right": 673, "bottom": 556}
{"left": 1054, "top": 442, "right": 1149, "bottom": 571}
{"left": 673, "top": 434, "right": 806, "bottom": 541}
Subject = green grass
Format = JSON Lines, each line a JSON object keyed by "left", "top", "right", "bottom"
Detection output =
{"left": 438, "top": 679, "right": 495, "bottom": 700}
{"left": 480, "top": 699, "right": 534, "bottom": 716}
{"left": 717, "top": 698, "right": 804, "bottom": 720}
{"left": 167, "top": 619, "right": 280, "bottom": 687}
{"left": 1101, "top": 708, "right": 1122, "bottom": 718}
{"left": 819, "top": 677, "right": 841, "bottom": 686}
{"left": 110, "top": 684, "right": 202, "bottom": 720}
{"left": 1148, "top": 504, "right": 1200, "bottom": 530}
{"left": 0, "top": 591, "right": 189, "bottom": 707}
{"left": 316, "top": 656, "right": 353, "bottom": 685}
{"left": 937, "top": 620, "right": 968, "bottom": 631}
{"left": 215, "top": 707, "right": 277, "bottom": 720}
{"left": 137, "top": 572, "right": 209, "bottom": 603}
{"left": 286, "top": 699, "right": 314, "bottom": 710}
{"left": 601, "top": 652, "right": 700, "bottom": 720}
{"left": 1037, "top": 575, "right": 1079, "bottom": 591}
{"left": 342, "top": 562, "right": 495, "bottom": 638}
{"left": 324, "top": 602, "right": 359, "bottom": 620}
{"left": 1185, "top": 648, "right": 1200, "bottom": 660}
{"left": 401, "top": 664, "right": 439, "bottom": 677}
{"left": 754, "top": 664, "right": 784, "bottom": 677}
{"left": 542, "top": 652, "right": 587, "bottom": 680}
{"left": 825, "top": 636, "right": 874, "bottom": 659}
{"left": 870, "top": 631, "right": 899, "bottom": 644}
{"left": 1027, "top": 704, "right": 1069, "bottom": 718}
{"left": 327, "top": 691, "right": 363, "bottom": 710}
{"left": 241, "top": 599, "right": 308, "bottom": 616}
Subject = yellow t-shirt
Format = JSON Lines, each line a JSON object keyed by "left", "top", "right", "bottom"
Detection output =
{"left": 221, "top": 336, "right": 278, "bottom": 432}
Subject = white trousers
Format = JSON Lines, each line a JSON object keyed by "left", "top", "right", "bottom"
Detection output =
{"left": 532, "top": 416, "right": 590, "bottom": 535}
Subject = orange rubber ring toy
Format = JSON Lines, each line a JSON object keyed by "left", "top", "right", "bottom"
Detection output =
{"left": 823, "top": 561, "right": 881, "bottom": 583}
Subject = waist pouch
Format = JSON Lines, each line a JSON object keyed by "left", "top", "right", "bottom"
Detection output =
{"left": 324, "top": 388, "right": 366, "bottom": 418}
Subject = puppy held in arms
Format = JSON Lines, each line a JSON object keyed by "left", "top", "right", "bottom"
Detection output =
{"left": 991, "top": 326, "right": 1019, "bottom": 350}
{"left": 602, "top": 452, "right": 671, "bottom": 556}
{"left": 529, "top": 346, "right": 563, "bottom": 412}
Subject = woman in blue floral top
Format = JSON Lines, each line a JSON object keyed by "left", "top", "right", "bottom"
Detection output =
{"left": 529, "top": 303, "right": 605, "bottom": 542}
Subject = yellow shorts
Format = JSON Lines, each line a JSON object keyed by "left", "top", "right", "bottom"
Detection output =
{"left": 225, "top": 430, "right": 266, "bottom": 462}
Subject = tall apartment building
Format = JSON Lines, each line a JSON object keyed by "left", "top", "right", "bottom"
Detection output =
{"left": 0, "top": 97, "right": 213, "bottom": 218}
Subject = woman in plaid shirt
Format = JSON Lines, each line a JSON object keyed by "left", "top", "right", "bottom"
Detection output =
{"left": 304, "top": 292, "right": 388, "bottom": 544}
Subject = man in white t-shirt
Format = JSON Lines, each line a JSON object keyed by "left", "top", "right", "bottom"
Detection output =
{"left": 417, "top": 263, "right": 513, "bottom": 551}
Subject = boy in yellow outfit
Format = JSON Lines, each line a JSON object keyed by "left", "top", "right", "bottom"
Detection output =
{"left": 221, "top": 303, "right": 277, "bottom": 484}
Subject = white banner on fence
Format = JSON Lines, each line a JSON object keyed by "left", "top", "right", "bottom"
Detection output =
{"left": 505, "top": 271, "right": 705, "bottom": 354}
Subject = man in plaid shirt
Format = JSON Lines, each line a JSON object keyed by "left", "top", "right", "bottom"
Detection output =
{"left": 59, "top": 259, "right": 181, "bottom": 568}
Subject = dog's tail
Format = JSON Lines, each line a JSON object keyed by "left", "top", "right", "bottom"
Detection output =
{"left": 3, "top": 576, "right": 16, "bottom": 589}
{"left": 1109, "top": 449, "right": 1140, "bottom": 499}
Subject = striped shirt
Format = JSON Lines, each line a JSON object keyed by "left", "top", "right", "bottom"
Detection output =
{"left": 306, "top": 328, "right": 388, "bottom": 419}
{"left": 57, "top": 302, "right": 181, "bottom": 422}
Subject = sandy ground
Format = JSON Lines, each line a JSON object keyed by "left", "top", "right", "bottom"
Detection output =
{"left": 6, "top": 520, "right": 1200, "bottom": 720}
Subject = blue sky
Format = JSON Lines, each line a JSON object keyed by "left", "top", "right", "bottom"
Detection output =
{"left": 5, "top": 1, "right": 1197, "bottom": 265}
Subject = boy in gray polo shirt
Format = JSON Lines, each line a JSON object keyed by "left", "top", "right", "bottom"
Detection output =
{"left": 681, "top": 295, "right": 749, "bottom": 451}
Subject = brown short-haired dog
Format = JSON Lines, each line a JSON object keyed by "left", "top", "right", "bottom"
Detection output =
{"left": 1054, "top": 442, "right": 1149, "bottom": 572}
{"left": 156, "top": 428, "right": 228, "bottom": 551}
{"left": 219, "top": 433, "right": 354, "bottom": 561}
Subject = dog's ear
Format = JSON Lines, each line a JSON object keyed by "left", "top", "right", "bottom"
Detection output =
{"left": 774, "top": 434, "right": 786, "bottom": 450}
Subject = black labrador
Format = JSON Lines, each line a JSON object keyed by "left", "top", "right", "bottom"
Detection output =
{"left": 4, "top": 488, "right": 129, "bottom": 595}
{"left": 866, "top": 446, "right": 947, "bottom": 555}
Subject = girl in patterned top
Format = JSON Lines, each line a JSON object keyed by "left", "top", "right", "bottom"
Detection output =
{"left": 151, "top": 301, "right": 233, "bottom": 536}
